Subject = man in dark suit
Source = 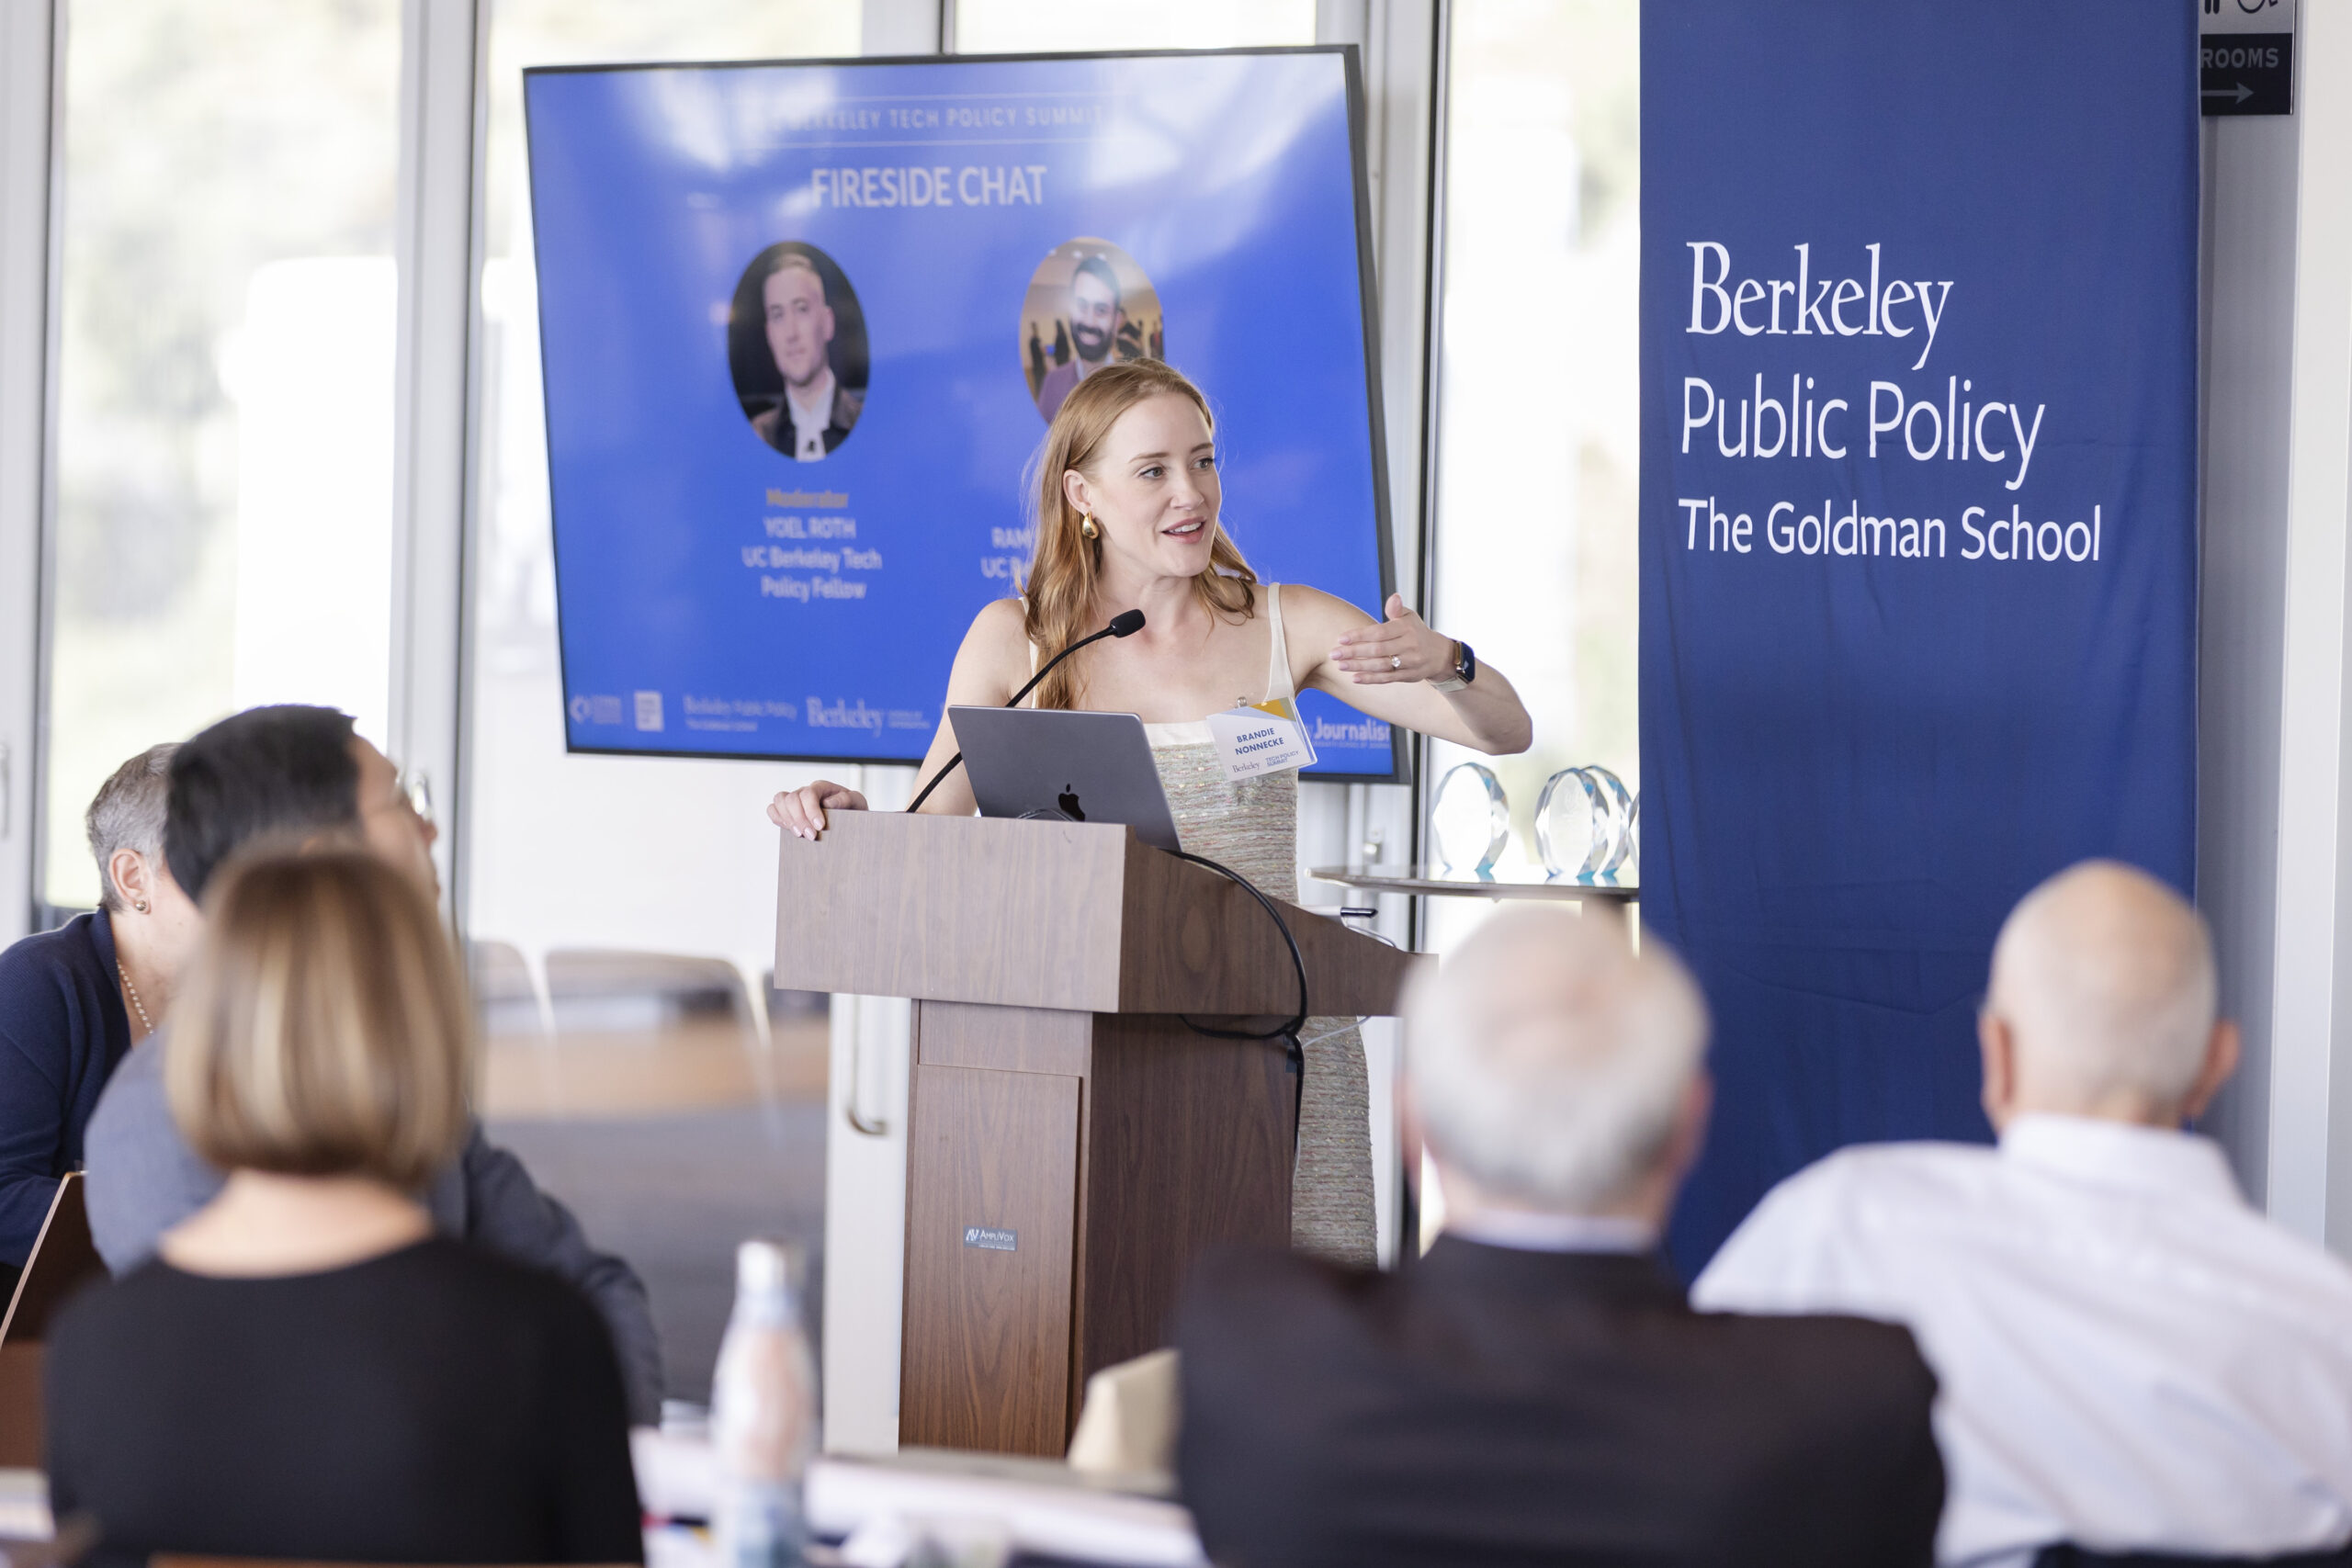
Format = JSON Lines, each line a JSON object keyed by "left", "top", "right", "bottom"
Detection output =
{"left": 749, "top": 252, "right": 862, "bottom": 460}
{"left": 1176, "top": 905, "right": 1945, "bottom": 1568}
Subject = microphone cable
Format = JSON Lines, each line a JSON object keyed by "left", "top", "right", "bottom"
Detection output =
{"left": 1170, "top": 848, "right": 1311, "bottom": 1155}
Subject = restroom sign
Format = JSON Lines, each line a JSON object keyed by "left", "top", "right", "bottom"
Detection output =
{"left": 2200, "top": 0, "right": 2293, "bottom": 117}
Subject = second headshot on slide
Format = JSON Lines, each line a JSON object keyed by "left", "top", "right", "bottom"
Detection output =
{"left": 729, "top": 242, "right": 869, "bottom": 461}
{"left": 1022, "top": 238, "right": 1162, "bottom": 422}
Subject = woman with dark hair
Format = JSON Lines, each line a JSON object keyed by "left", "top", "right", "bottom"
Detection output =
{"left": 768, "top": 360, "right": 1532, "bottom": 1261}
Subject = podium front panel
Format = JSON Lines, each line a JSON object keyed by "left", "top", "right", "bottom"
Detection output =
{"left": 900, "top": 1059, "right": 1079, "bottom": 1456}
{"left": 1072, "top": 1016, "right": 1293, "bottom": 1400}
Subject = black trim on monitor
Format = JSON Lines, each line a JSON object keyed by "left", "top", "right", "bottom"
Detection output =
{"left": 1409, "top": 8, "right": 1454, "bottom": 823}
{"left": 523, "top": 45, "right": 1406, "bottom": 784}
{"left": 560, "top": 743, "right": 923, "bottom": 767}
{"left": 1335, "top": 43, "right": 1412, "bottom": 786}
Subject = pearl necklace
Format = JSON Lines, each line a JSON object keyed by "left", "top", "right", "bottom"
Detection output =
{"left": 119, "top": 964, "right": 153, "bottom": 1035}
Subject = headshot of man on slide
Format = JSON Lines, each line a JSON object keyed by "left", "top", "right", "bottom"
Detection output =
{"left": 750, "top": 250, "right": 863, "bottom": 461}
{"left": 1035, "top": 254, "right": 1125, "bottom": 422}
{"left": 770, "top": 358, "right": 1533, "bottom": 1265}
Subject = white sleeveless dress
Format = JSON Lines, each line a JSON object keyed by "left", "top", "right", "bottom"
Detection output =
{"left": 1029, "top": 584, "right": 1378, "bottom": 1264}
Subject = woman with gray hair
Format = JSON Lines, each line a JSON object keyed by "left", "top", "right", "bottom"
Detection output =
{"left": 0, "top": 744, "right": 199, "bottom": 1282}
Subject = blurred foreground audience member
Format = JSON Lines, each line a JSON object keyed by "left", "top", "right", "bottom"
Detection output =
{"left": 81, "top": 705, "right": 664, "bottom": 1422}
{"left": 46, "top": 850, "right": 642, "bottom": 1568}
{"left": 0, "top": 746, "right": 194, "bottom": 1284}
{"left": 1697, "top": 861, "right": 2352, "bottom": 1565}
{"left": 1176, "top": 906, "right": 1944, "bottom": 1568}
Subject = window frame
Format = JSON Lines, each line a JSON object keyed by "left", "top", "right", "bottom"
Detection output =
{"left": 0, "top": 0, "right": 60, "bottom": 943}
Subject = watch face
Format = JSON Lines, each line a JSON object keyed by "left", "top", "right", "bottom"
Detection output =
{"left": 1457, "top": 642, "right": 1476, "bottom": 682}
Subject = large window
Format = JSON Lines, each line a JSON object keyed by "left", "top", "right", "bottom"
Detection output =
{"left": 954, "top": 0, "right": 1315, "bottom": 52}
{"left": 1417, "top": 0, "right": 1640, "bottom": 1247}
{"left": 1427, "top": 0, "right": 1639, "bottom": 879}
{"left": 43, "top": 0, "right": 402, "bottom": 910}
{"left": 465, "top": 0, "right": 860, "bottom": 1406}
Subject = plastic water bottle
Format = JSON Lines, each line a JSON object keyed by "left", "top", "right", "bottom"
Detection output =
{"left": 712, "top": 1240, "right": 817, "bottom": 1568}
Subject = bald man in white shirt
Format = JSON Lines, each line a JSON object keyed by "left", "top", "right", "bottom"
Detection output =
{"left": 1695, "top": 861, "right": 2352, "bottom": 1567}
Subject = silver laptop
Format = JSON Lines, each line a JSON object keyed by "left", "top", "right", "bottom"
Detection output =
{"left": 948, "top": 706, "right": 1183, "bottom": 854}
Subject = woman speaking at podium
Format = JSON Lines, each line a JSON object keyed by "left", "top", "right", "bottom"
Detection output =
{"left": 768, "top": 360, "right": 1532, "bottom": 1263}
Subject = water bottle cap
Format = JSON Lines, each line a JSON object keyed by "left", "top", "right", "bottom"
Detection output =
{"left": 736, "top": 1239, "right": 790, "bottom": 1298}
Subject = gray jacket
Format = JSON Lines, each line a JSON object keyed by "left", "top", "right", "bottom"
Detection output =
{"left": 82, "top": 1036, "right": 664, "bottom": 1425}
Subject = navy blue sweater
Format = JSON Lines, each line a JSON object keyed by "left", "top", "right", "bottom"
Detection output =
{"left": 0, "top": 910, "right": 130, "bottom": 1267}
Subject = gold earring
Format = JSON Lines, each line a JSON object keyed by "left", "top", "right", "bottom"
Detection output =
{"left": 1080, "top": 513, "right": 1100, "bottom": 540}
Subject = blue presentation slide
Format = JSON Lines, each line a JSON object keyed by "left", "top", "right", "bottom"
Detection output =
{"left": 524, "top": 49, "right": 1400, "bottom": 777}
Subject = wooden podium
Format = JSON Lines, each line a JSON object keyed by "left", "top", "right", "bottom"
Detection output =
{"left": 775, "top": 812, "right": 1423, "bottom": 1457}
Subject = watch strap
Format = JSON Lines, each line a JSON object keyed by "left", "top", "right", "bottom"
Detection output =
{"left": 1430, "top": 638, "right": 1474, "bottom": 694}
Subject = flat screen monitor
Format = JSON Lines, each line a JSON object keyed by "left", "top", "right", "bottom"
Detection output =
{"left": 524, "top": 46, "right": 1403, "bottom": 780}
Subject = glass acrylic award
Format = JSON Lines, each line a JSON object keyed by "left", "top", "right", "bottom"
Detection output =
{"left": 1430, "top": 762, "right": 1511, "bottom": 874}
{"left": 1535, "top": 768, "right": 1611, "bottom": 878}
{"left": 1586, "top": 766, "right": 1636, "bottom": 875}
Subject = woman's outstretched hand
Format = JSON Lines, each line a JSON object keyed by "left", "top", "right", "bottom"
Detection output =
{"left": 767, "top": 780, "right": 870, "bottom": 840}
{"left": 1330, "top": 592, "right": 1458, "bottom": 684}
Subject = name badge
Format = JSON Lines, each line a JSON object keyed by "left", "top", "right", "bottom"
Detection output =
{"left": 1207, "top": 695, "right": 1318, "bottom": 782}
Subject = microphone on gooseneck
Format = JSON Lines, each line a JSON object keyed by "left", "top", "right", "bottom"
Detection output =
{"left": 1003, "top": 607, "right": 1145, "bottom": 709}
{"left": 904, "top": 608, "right": 1147, "bottom": 814}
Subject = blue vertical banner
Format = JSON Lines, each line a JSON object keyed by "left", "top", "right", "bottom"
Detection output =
{"left": 1640, "top": 3, "right": 2198, "bottom": 1268}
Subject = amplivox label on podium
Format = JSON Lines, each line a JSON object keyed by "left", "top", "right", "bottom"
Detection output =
{"left": 963, "top": 1226, "right": 1017, "bottom": 1252}
{"left": 1641, "top": 1, "right": 2197, "bottom": 1270}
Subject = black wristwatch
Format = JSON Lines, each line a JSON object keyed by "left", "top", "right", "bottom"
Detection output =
{"left": 1430, "top": 639, "right": 1476, "bottom": 694}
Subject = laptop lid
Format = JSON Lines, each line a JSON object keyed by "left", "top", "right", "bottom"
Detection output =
{"left": 948, "top": 707, "right": 1184, "bottom": 855}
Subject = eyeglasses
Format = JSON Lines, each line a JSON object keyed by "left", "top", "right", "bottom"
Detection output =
{"left": 393, "top": 768, "right": 435, "bottom": 829}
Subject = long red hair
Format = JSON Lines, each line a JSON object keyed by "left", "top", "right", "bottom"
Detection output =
{"left": 1019, "top": 360, "right": 1259, "bottom": 710}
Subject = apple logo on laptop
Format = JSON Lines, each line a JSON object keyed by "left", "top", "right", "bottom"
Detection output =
{"left": 1057, "top": 786, "right": 1085, "bottom": 821}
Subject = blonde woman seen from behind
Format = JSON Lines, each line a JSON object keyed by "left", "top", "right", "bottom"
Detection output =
{"left": 43, "top": 849, "right": 643, "bottom": 1568}
{"left": 770, "top": 360, "right": 1533, "bottom": 1261}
